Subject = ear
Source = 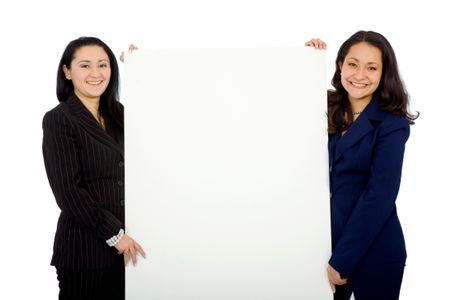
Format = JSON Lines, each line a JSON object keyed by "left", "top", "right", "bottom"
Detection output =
{"left": 63, "top": 65, "right": 72, "bottom": 80}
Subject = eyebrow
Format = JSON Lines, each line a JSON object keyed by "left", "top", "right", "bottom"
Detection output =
{"left": 77, "top": 59, "right": 109, "bottom": 63}
{"left": 347, "top": 57, "right": 380, "bottom": 65}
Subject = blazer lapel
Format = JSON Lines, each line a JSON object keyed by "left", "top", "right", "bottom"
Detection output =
{"left": 334, "top": 115, "right": 373, "bottom": 162}
{"left": 65, "top": 94, "right": 124, "bottom": 157}
{"left": 334, "top": 96, "right": 383, "bottom": 162}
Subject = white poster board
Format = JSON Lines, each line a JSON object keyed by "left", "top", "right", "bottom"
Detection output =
{"left": 124, "top": 48, "right": 331, "bottom": 299}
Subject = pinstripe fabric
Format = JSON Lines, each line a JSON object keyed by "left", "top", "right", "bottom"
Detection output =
{"left": 43, "top": 93, "right": 124, "bottom": 269}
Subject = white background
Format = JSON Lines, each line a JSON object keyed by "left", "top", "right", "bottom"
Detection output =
{"left": 0, "top": 0, "right": 448, "bottom": 299}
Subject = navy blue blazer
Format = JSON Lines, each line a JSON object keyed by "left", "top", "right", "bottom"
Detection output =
{"left": 328, "top": 96, "right": 409, "bottom": 277}
{"left": 43, "top": 94, "right": 124, "bottom": 269}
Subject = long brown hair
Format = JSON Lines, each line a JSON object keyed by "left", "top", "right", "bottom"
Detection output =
{"left": 328, "top": 31, "right": 418, "bottom": 134}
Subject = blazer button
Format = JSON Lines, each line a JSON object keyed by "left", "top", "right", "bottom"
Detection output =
{"left": 118, "top": 161, "right": 124, "bottom": 167}
{"left": 118, "top": 180, "right": 123, "bottom": 186}
{"left": 120, "top": 200, "right": 125, "bottom": 206}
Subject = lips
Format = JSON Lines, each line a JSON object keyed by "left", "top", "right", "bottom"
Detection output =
{"left": 87, "top": 80, "right": 103, "bottom": 85}
{"left": 351, "top": 81, "right": 368, "bottom": 88}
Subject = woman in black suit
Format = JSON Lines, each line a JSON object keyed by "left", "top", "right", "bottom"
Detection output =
{"left": 42, "top": 37, "right": 145, "bottom": 300}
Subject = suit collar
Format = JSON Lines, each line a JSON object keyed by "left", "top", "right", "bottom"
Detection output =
{"left": 334, "top": 94, "right": 385, "bottom": 162}
{"left": 65, "top": 93, "right": 124, "bottom": 157}
{"left": 359, "top": 94, "right": 386, "bottom": 122}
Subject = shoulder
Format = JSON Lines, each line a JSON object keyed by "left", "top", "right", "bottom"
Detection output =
{"left": 42, "top": 102, "right": 75, "bottom": 130}
{"left": 370, "top": 112, "right": 410, "bottom": 145}
{"left": 377, "top": 112, "right": 409, "bottom": 133}
{"left": 115, "top": 100, "right": 124, "bottom": 113}
{"left": 367, "top": 98, "right": 410, "bottom": 135}
{"left": 112, "top": 100, "right": 124, "bottom": 120}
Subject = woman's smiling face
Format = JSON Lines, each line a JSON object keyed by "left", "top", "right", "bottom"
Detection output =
{"left": 63, "top": 45, "right": 111, "bottom": 103}
{"left": 340, "top": 42, "right": 382, "bottom": 104}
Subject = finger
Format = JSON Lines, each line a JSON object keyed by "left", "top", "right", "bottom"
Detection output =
{"left": 329, "top": 276, "right": 341, "bottom": 285}
{"left": 128, "top": 44, "right": 138, "bottom": 53}
{"left": 119, "top": 51, "right": 125, "bottom": 63}
{"left": 310, "top": 38, "right": 319, "bottom": 48}
{"left": 124, "top": 251, "right": 130, "bottom": 266}
{"left": 332, "top": 276, "right": 347, "bottom": 285}
{"left": 134, "top": 242, "right": 146, "bottom": 258}
{"left": 337, "top": 274, "right": 347, "bottom": 285}
{"left": 310, "top": 39, "right": 320, "bottom": 48}
{"left": 335, "top": 279, "right": 347, "bottom": 285}
{"left": 329, "top": 280, "right": 336, "bottom": 293}
{"left": 312, "top": 38, "right": 321, "bottom": 48}
{"left": 317, "top": 40, "right": 326, "bottom": 49}
{"left": 311, "top": 38, "right": 327, "bottom": 49}
{"left": 130, "top": 247, "right": 138, "bottom": 266}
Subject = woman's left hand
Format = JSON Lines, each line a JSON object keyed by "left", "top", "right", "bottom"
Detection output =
{"left": 327, "top": 264, "right": 347, "bottom": 293}
{"left": 119, "top": 44, "right": 139, "bottom": 62}
{"left": 115, "top": 233, "right": 146, "bottom": 266}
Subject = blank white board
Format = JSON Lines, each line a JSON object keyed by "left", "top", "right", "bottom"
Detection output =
{"left": 124, "top": 48, "right": 331, "bottom": 299}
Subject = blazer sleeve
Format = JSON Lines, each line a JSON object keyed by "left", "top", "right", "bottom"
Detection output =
{"left": 42, "top": 108, "right": 123, "bottom": 241}
{"left": 329, "top": 117, "right": 410, "bottom": 277}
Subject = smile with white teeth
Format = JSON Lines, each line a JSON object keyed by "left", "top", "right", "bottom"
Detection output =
{"left": 87, "top": 81, "right": 102, "bottom": 85}
{"left": 351, "top": 82, "right": 367, "bottom": 88}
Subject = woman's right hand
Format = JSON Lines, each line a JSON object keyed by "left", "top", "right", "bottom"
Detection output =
{"left": 115, "top": 233, "right": 146, "bottom": 266}
{"left": 305, "top": 38, "right": 327, "bottom": 49}
{"left": 327, "top": 264, "right": 347, "bottom": 293}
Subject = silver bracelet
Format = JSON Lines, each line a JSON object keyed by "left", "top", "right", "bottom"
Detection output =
{"left": 106, "top": 228, "right": 125, "bottom": 247}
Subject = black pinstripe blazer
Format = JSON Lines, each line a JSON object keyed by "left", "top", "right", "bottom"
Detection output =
{"left": 42, "top": 93, "right": 124, "bottom": 269}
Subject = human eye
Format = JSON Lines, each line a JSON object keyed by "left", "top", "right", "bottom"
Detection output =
{"left": 79, "top": 63, "right": 90, "bottom": 68}
{"left": 99, "top": 60, "right": 110, "bottom": 68}
{"left": 348, "top": 62, "right": 357, "bottom": 68}
{"left": 368, "top": 66, "right": 378, "bottom": 71}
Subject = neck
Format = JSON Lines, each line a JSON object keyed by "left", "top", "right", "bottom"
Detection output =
{"left": 348, "top": 95, "right": 372, "bottom": 115}
{"left": 75, "top": 92, "right": 103, "bottom": 126}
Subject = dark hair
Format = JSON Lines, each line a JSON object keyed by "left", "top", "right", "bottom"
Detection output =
{"left": 328, "top": 30, "right": 418, "bottom": 134}
{"left": 56, "top": 36, "right": 123, "bottom": 133}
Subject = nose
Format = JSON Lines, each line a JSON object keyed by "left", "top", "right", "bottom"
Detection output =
{"left": 354, "top": 67, "right": 366, "bottom": 80}
{"left": 89, "top": 66, "right": 101, "bottom": 77}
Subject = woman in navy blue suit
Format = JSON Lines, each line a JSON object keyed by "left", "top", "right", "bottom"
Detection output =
{"left": 307, "top": 31, "right": 418, "bottom": 300}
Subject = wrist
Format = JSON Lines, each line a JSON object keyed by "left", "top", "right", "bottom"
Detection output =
{"left": 106, "top": 228, "right": 124, "bottom": 247}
